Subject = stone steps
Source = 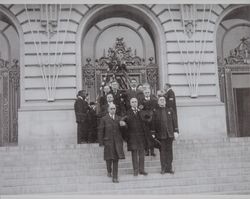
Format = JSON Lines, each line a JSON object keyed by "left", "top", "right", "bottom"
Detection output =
{"left": 2, "top": 173, "right": 250, "bottom": 194}
{"left": 1, "top": 137, "right": 250, "bottom": 194}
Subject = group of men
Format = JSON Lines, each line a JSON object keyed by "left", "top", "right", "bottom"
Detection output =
{"left": 74, "top": 79, "right": 179, "bottom": 183}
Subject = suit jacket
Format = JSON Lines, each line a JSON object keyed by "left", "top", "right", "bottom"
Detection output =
{"left": 74, "top": 97, "right": 89, "bottom": 123}
{"left": 152, "top": 107, "right": 179, "bottom": 139}
{"left": 98, "top": 114, "right": 125, "bottom": 160}
{"left": 123, "top": 109, "right": 146, "bottom": 151}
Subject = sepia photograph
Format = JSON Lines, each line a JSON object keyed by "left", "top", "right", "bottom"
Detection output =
{"left": 0, "top": 0, "right": 250, "bottom": 198}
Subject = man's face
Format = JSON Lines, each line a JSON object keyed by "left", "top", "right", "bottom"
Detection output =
{"left": 104, "top": 86, "right": 110, "bottom": 93}
{"left": 130, "top": 80, "right": 137, "bottom": 89}
{"left": 108, "top": 104, "right": 116, "bottom": 115}
{"left": 143, "top": 89, "right": 151, "bottom": 98}
{"left": 158, "top": 97, "right": 166, "bottom": 107}
{"left": 106, "top": 94, "right": 114, "bottom": 103}
{"left": 130, "top": 98, "right": 138, "bottom": 108}
{"left": 143, "top": 84, "right": 150, "bottom": 91}
{"left": 111, "top": 82, "right": 118, "bottom": 90}
{"left": 85, "top": 95, "right": 89, "bottom": 101}
{"left": 164, "top": 84, "right": 170, "bottom": 92}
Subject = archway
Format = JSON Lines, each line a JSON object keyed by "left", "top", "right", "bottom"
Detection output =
{"left": 76, "top": 4, "right": 167, "bottom": 101}
{"left": 216, "top": 5, "right": 250, "bottom": 137}
{"left": 0, "top": 6, "right": 23, "bottom": 146}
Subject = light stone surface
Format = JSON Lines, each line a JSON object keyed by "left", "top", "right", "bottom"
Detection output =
{"left": 18, "top": 108, "right": 77, "bottom": 146}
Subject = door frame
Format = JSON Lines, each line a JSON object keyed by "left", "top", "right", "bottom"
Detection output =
{"left": 219, "top": 65, "right": 250, "bottom": 137}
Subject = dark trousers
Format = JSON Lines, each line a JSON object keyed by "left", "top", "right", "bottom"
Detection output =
{"left": 131, "top": 149, "right": 145, "bottom": 174}
{"left": 160, "top": 138, "right": 173, "bottom": 172}
{"left": 144, "top": 123, "right": 155, "bottom": 155}
{"left": 106, "top": 159, "right": 119, "bottom": 179}
{"left": 77, "top": 122, "right": 88, "bottom": 143}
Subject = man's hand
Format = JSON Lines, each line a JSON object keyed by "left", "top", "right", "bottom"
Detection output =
{"left": 119, "top": 121, "right": 126, "bottom": 126}
{"left": 174, "top": 132, "right": 179, "bottom": 140}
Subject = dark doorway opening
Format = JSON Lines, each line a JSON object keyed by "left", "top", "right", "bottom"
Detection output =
{"left": 234, "top": 88, "right": 250, "bottom": 137}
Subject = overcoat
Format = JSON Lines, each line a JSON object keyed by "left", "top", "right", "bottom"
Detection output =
{"left": 74, "top": 97, "right": 89, "bottom": 123}
{"left": 98, "top": 114, "right": 125, "bottom": 160}
{"left": 123, "top": 109, "right": 146, "bottom": 151}
{"left": 138, "top": 94, "right": 158, "bottom": 149}
{"left": 152, "top": 107, "right": 179, "bottom": 139}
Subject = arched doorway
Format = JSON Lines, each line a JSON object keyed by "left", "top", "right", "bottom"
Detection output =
{"left": 76, "top": 5, "right": 167, "bottom": 102}
{"left": 217, "top": 5, "right": 250, "bottom": 137}
{"left": 0, "top": 8, "right": 21, "bottom": 146}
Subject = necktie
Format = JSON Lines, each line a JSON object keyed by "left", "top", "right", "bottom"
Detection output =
{"left": 133, "top": 108, "right": 137, "bottom": 114}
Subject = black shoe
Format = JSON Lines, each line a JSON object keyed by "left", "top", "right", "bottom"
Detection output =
{"left": 166, "top": 170, "right": 174, "bottom": 174}
{"left": 133, "top": 171, "right": 138, "bottom": 176}
{"left": 112, "top": 178, "right": 119, "bottom": 183}
{"left": 145, "top": 152, "right": 149, "bottom": 156}
{"left": 139, "top": 171, "right": 148, "bottom": 176}
{"left": 160, "top": 170, "right": 166, "bottom": 174}
{"left": 107, "top": 172, "right": 112, "bottom": 177}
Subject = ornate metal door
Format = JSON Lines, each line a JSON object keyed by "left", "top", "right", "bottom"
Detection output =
{"left": 218, "top": 37, "right": 250, "bottom": 137}
{"left": 82, "top": 37, "right": 159, "bottom": 102}
{"left": 0, "top": 59, "right": 20, "bottom": 146}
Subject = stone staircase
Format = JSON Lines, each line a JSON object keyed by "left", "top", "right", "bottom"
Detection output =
{"left": 1, "top": 137, "right": 250, "bottom": 195}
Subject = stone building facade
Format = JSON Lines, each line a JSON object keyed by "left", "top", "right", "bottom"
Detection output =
{"left": 0, "top": 4, "right": 249, "bottom": 146}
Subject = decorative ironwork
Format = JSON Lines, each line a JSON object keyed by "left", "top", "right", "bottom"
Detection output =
{"left": 224, "top": 37, "right": 250, "bottom": 65}
{"left": 82, "top": 38, "right": 158, "bottom": 100}
{"left": 0, "top": 59, "right": 20, "bottom": 146}
{"left": 96, "top": 37, "right": 143, "bottom": 71}
{"left": 82, "top": 58, "right": 95, "bottom": 88}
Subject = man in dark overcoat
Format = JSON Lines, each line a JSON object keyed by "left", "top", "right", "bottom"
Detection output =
{"left": 74, "top": 90, "right": 89, "bottom": 144}
{"left": 98, "top": 103, "right": 126, "bottom": 183}
{"left": 123, "top": 97, "right": 148, "bottom": 176}
{"left": 138, "top": 88, "right": 158, "bottom": 157}
{"left": 152, "top": 96, "right": 179, "bottom": 174}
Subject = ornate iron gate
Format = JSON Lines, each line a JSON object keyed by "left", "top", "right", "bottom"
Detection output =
{"left": 82, "top": 38, "right": 159, "bottom": 101}
{"left": 0, "top": 59, "right": 20, "bottom": 146}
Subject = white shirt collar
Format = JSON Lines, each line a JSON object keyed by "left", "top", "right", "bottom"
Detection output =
{"left": 109, "top": 113, "right": 115, "bottom": 119}
{"left": 166, "top": 88, "right": 172, "bottom": 93}
{"left": 78, "top": 96, "right": 83, "bottom": 100}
